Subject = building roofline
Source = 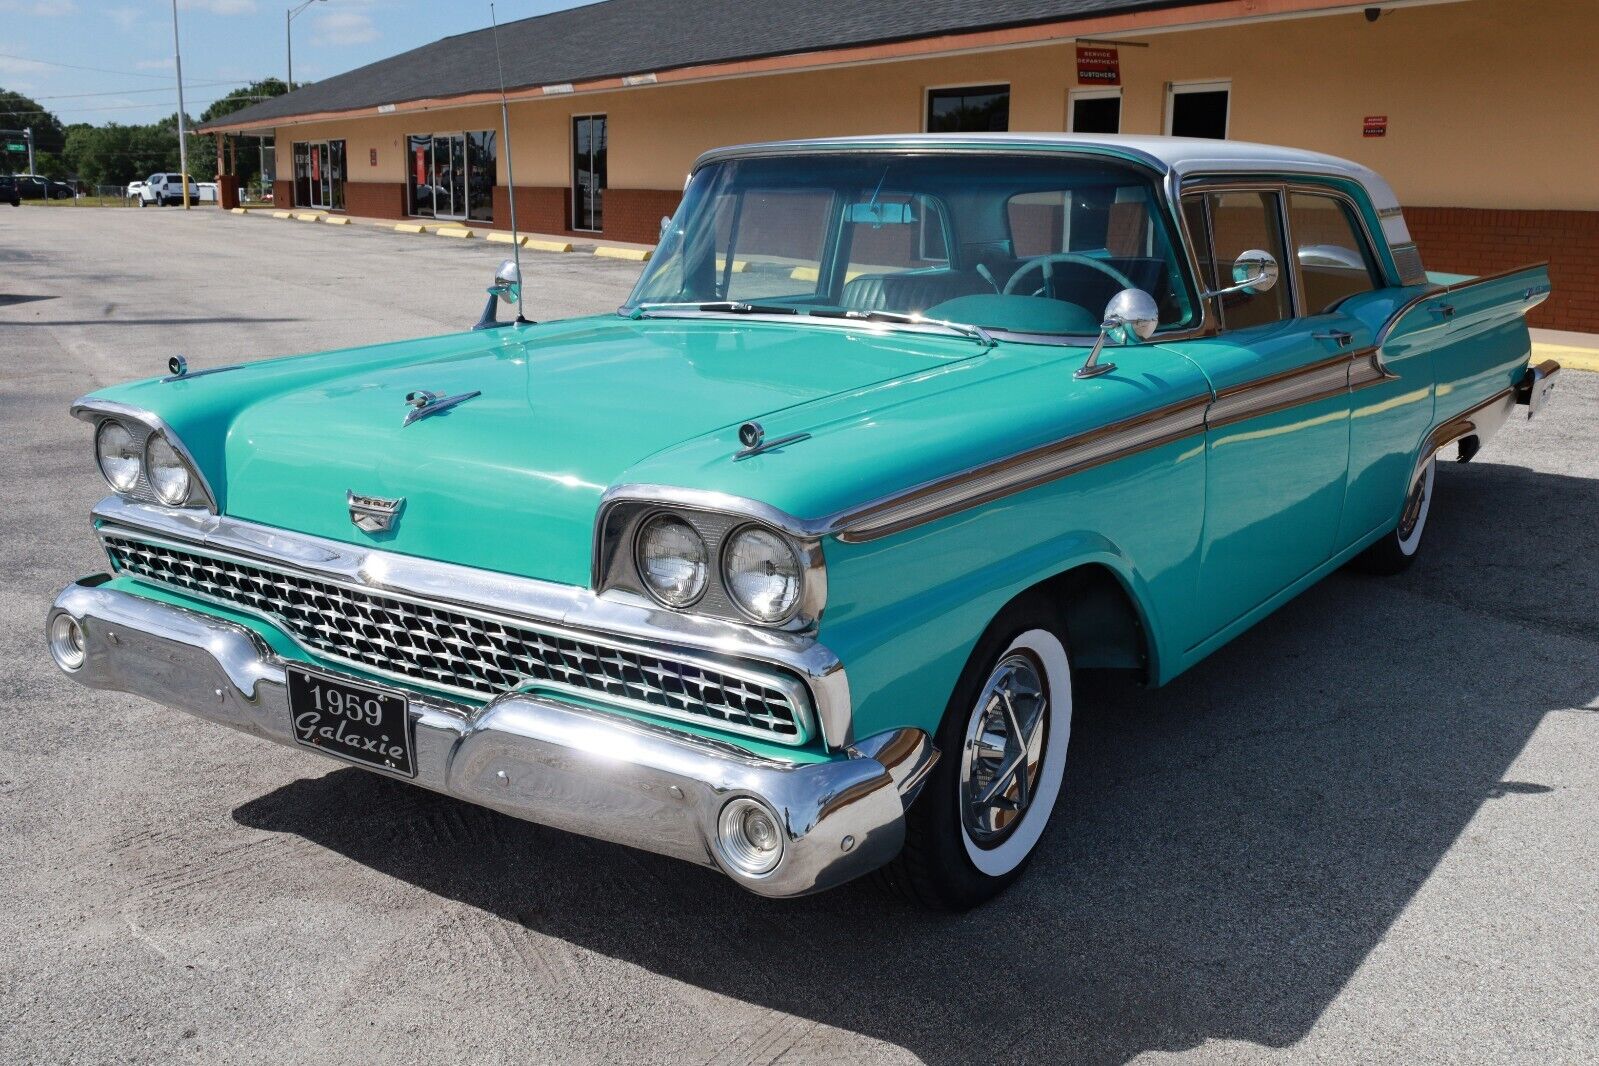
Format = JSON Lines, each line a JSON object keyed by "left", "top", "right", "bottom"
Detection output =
{"left": 199, "top": 0, "right": 1399, "bottom": 134}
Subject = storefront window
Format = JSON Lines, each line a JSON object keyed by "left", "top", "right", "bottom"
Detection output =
{"left": 407, "top": 130, "right": 495, "bottom": 222}
{"left": 291, "top": 139, "right": 345, "bottom": 210}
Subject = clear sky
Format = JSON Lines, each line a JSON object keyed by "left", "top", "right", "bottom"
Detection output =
{"left": 1, "top": 0, "right": 590, "bottom": 127}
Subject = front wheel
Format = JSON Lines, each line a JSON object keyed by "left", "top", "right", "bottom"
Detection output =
{"left": 879, "top": 598, "right": 1073, "bottom": 910}
{"left": 1354, "top": 456, "right": 1436, "bottom": 575}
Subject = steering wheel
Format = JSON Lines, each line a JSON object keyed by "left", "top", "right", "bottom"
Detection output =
{"left": 1003, "top": 253, "right": 1137, "bottom": 298}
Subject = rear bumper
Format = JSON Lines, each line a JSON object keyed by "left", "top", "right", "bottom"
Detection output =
{"left": 1516, "top": 359, "right": 1561, "bottom": 418}
{"left": 47, "top": 578, "right": 935, "bottom": 897}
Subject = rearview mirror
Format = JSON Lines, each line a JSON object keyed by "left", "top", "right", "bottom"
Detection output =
{"left": 845, "top": 201, "right": 916, "bottom": 226}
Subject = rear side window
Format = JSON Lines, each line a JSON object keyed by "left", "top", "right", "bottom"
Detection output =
{"left": 1287, "top": 192, "right": 1381, "bottom": 313}
{"left": 1199, "top": 189, "right": 1292, "bottom": 330}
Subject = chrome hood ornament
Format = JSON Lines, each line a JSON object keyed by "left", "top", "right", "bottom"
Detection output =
{"left": 348, "top": 491, "right": 404, "bottom": 533}
{"left": 403, "top": 389, "right": 481, "bottom": 427}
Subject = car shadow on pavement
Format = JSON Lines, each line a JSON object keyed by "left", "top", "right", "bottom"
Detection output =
{"left": 233, "top": 459, "right": 1597, "bottom": 1064}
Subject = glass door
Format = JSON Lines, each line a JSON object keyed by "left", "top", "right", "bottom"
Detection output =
{"left": 429, "top": 133, "right": 467, "bottom": 220}
{"left": 572, "top": 115, "right": 606, "bottom": 231}
{"left": 308, "top": 142, "right": 331, "bottom": 209}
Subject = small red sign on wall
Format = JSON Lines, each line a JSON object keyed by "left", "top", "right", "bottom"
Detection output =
{"left": 1363, "top": 115, "right": 1388, "bottom": 137}
{"left": 1076, "top": 45, "right": 1120, "bottom": 86}
{"left": 369, "top": 148, "right": 377, "bottom": 167}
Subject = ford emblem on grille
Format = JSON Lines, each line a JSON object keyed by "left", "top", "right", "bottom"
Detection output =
{"left": 347, "top": 491, "right": 404, "bottom": 533}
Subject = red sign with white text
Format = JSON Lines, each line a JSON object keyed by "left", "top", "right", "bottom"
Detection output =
{"left": 1076, "top": 45, "right": 1121, "bottom": 85}
{"left": 414, "top": 148, "right": 426, "bottom": 186}
{"left": 1363, "top": 115, "right": 1388, "bottom": 137}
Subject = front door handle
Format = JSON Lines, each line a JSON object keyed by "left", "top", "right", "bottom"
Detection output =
{"left": 1314, "top": 329, "right": 1354, "bottom": 348}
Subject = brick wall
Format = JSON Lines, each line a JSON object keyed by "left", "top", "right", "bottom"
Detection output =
{"left": 1404, "top": 206, "right": 1599, "bottom": 332}
{"left": 345, "top": 181, "right": 407, "bottom": 220}
{"left": 604, "top": 189, "right": 682, "bottom": 245}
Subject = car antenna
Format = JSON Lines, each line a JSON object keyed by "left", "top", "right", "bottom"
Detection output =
{"left": 489, "top": 1, "right": 529, "bottom": 325}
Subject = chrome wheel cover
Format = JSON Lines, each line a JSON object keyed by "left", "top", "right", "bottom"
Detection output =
{"left": 959, "top": 651, "right": 1050, "bottom": 848}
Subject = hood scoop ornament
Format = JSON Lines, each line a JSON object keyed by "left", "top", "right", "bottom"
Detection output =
{"left": 733, "top": 420, "right": 811, "bottom": 460}
{"left": 403, "top": 389, "right": 481, "bottom": 427}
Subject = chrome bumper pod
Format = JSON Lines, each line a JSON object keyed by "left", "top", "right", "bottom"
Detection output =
{"left": 47, "top": 579, "right": 934, "bottom": 897}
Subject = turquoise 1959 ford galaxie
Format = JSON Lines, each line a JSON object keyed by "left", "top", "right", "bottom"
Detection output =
{"left": 48, "top": 134, "right": 1562, "bottom": 909}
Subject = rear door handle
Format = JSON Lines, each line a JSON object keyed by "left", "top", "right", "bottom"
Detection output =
{"left": 1314, "top": 329, "right": 1354, "bottom": 347}
{"left": 1435, "top": 303, "right": 1456, "bottom": 318}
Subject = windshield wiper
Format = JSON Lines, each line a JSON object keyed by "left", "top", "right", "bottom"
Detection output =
{"left": 808, "top": 308, "right": 997, "bottom": 348}
{"left": 625, "top": 301, "right": 799, "bottom": 319}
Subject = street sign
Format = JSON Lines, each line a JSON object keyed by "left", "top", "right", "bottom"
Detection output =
{"left": 4, "top": 142, "right": 25, "bottom": 153}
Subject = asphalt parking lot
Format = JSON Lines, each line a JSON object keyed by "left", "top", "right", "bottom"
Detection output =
{"left": 3, "top": 207, "right": 1596, "bottom": 1065}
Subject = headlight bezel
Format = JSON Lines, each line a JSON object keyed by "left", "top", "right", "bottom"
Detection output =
{"left": 142, "top": 433, "right": 194, "bottom": 506}
{"left": 74, "top": 399, "right": 217, "bottom": 513}
{"left": 595, "top": 491, "right": 826, "bottom": 630}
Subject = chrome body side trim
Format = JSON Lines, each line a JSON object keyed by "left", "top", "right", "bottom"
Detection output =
{"left": 90, "top": 497, "right": 855, "bottom": 749}
{"left": 70, "top": 397, "right": 220, "bottom": 514}
{"left": 1206, "top": 354, "right": 1351, "bottom": 431}
{"left": 830, "top": 396, "right": 1210, "bottom": 544}
{"left": 48, "top": 580, "right": 928, "bottom": 898}
{"left": 1421, "top": 387, "right": 1516, "bottom": 472}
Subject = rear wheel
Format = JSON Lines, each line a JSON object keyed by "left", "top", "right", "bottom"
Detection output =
{"left": 1354, "top": 456, "right": 1436, "bottom": 575}
{"left": 879, "top": 598, "right": 1073, "bottom": 910}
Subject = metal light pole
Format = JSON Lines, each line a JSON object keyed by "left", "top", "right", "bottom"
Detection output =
{"left": 286, "top": 0, "right": 327, "bottom": 89}
{"left": 170, "top": 0, "right": 191, "bottom": 209}
{"left": 25, "top": 126, "right": 34, "bottom": 175}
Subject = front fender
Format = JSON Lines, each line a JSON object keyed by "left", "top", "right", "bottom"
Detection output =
{"left": 816, "top": 431, "right": 1204, "bottom": 741}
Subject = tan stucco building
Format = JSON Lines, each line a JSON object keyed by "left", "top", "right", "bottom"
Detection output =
{"left": 202, "top": 0, "right": 1599, "bottom": 331}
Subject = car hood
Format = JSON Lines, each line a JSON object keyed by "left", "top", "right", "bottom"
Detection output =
{"left": 103, "top": 316, "right": 987, "bottom": 586}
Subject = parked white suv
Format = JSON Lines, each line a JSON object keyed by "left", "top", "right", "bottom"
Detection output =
{"left": 139, "top": 173, "right": 199, "bottom": 207}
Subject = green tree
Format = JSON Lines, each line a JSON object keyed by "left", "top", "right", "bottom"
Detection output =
{"left": 198, "top": 79, "right": 291, "bottom": 187}
{"left": 1, "top": 87, "right": 66, "bottom": 173}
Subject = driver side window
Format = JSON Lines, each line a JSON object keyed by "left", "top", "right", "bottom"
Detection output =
{"left": 1194, "top": 189, "right": 1293, "bottom": 330}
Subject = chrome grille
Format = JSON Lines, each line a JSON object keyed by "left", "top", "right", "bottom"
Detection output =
{"left": 103, "top": 534, "right": 806, "bottom": 741}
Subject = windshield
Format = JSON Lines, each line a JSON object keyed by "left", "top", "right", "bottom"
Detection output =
{"left": 626, "top": 152, "right": 1198, "bottom": 338}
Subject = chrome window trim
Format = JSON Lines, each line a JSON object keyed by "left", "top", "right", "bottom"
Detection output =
{"left": 71, "top": 397, "right": 219, "bottom": 513}
{"left": 89, "top": 496, "right": 856, "bottom": 749}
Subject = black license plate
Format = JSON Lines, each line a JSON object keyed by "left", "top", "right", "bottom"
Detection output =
{"left": 287, "top": 666, "right": 415, "bottom": 777}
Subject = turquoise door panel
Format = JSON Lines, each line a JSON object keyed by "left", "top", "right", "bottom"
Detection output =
{"left": 1185, "top": 319, "right": 1354, "bottom": 640}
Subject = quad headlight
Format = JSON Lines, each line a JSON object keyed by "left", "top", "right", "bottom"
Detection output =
{"left": 722, "top": 525, "right": 802, "bottom": 623}
{"left": 143, "top": 434, "right": 192, "bottom": 505}
{"left": 601, "top": 499, "right": 822, "bottom": 628}
{"left": 635, "top": 513, "right": 710, "bottom": 608}
{"left": 94, "top": 420, "right": 141, "bottom": 492}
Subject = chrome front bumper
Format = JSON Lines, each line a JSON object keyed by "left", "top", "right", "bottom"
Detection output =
{"left": 48, "top": 578, "right": 935, "bottom": 897}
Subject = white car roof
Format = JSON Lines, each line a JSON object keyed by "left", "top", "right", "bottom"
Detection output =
{"left": 697, "top": 133, "right": 1402, "bottom": 214}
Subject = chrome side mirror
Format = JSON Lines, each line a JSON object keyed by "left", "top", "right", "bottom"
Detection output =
{"left": 475, "top": 259, "right": 523, "bottom": 330}
{"left": 1204, "top": 249, "right": 1279, "bottom": 299}
{"left": 491, "top": 258, "right": 521, "bottom": 304}
{"left": 1076, "top": 288, "right": 1159, "bottom": 379}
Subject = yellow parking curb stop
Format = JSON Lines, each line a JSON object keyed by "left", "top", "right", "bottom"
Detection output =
{"left": 394, "top": 222, "right": 428, "bottom": 234}
{"left": 435, "top": 226, "right": 475, "bottom": 238}
{"left": 595, "top": 246, "right": 652, "bottom": 262}
{"left": 525, "top": 238, "right": 574, "bottom": 253}
{"left": 271, "top": 210, "right": 292, "bottom": 219}
{"left": 322, "top": 216, "right": 351, "bottom": 225}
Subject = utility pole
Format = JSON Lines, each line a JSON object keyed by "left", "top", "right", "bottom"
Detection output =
{"left": 26, "top": 127, "right": 34, "bottom": 174}
{"left": 287, "top": 0, "right": 326, "bottom": 90}
{"left": 171, "top": 0, "right": 191, "bottom": 209}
